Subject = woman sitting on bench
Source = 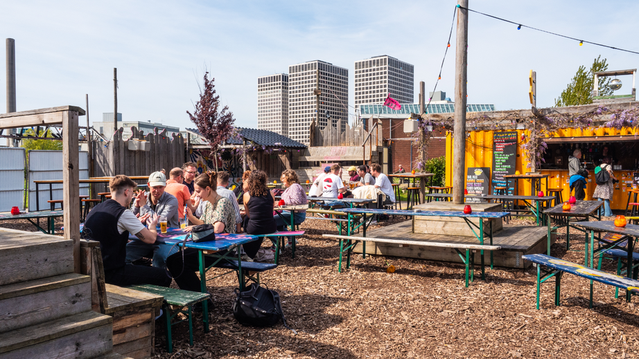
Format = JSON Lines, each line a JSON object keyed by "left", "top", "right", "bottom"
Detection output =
{"left": 242, "top": 170, "right": 277, "bottom": 259}
{"left": 166, "top": 171, "right": 237, "bottom": 292}
{"left": 273, "top": 169, "right": 307, "bottom": 231}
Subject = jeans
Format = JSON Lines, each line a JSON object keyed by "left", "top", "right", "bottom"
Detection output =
{"left": 167, "top": 248, "right": 227, "bottom": 292}
{"left": 598, "top": 198, "right": 613, "bottom": 217}
{"left": 104, "top": 264, "right": 172, "bottom": 287}
{"left": 274, "top": 211, "right": 306, "bottom": 230}
{"left": 125, "top": 240, "right": 180, "bottom": 269}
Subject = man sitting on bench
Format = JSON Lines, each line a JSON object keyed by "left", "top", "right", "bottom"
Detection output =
{"left": 82, "top": 175, "right": 171, "bottom": 287}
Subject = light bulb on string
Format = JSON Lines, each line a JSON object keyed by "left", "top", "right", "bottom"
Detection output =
{"left": 517, "top": 24, "right": 521, "bottom": 30}
{"left": 447, "top": 43, "right": 450, "bottom": 48}
{"left": 579, "top": 41, "right": 583, "bottom": 46}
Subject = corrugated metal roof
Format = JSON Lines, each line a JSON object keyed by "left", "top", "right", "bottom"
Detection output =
{"left": 186, "top": 127, "right": 306, "bottom": 149}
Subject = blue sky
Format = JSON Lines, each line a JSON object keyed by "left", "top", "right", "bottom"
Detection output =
{"left": 2, "top": 0, "right": 639, "bottom": 131}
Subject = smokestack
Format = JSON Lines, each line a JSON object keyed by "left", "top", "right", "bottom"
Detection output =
{"left": 6, "top": 38, "right": 16, "bottom": 113}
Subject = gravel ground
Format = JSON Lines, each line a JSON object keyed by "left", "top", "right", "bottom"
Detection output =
{"left": 2, "top": 214, "right": 638, "bottom": 358}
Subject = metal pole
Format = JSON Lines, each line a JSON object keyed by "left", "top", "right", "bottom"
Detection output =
{"left": 113, "top": 68, "right": 118, "bottom": 134}
{"left": 419, "top": 81, "right": 426, "bottom": 169}
{"left": 86, "top": 94, "right": 93, "bottom": 196}
{"left": 452, "top": 0, "right": 469, "bottom": 204}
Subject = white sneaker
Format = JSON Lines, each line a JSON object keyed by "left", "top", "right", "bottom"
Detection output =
{"left": 240, "top": 254, "right": 253, "bottom": 262}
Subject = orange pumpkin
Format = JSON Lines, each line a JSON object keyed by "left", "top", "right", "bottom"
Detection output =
{"left": 615, "top": 215, "right": 627, "bottom": 228}
{"left": 411, "top": 170, "right": 416, "bottom": 175}
{"left": 562, "top": 202, "right": 572, "bottom": 211}
{"left": 387, "top": 265, "right": 396, "bottom": 273}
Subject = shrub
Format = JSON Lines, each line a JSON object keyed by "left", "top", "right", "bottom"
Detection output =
{"left": 424, "top": 156, "right": 445, "bottom": 187}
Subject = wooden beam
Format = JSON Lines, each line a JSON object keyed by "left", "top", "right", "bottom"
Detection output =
{"left": 0, "top": 106, "right": 85, "bottom": 129}
{"left": 62, "top": 110, "right": 81, "bottom": 273}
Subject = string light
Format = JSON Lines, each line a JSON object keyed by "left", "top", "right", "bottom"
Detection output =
{"left": 461, "top": 6, "right": 639, "bottom": 55}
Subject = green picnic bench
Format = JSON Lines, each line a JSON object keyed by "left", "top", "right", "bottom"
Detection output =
{"left": 130, "top": 285, "right": 210, "bottom": 353}
{"left": 523, "top": 254, "right": 639, "bottom": 310}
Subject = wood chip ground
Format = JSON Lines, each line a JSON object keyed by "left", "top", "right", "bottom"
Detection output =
{"left": 2, "top": 215, "right": 639, "bottom": 358}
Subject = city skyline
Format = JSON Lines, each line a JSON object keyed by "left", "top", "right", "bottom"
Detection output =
{"left": 1, "top": 1, "right": 638, "bottom": 132}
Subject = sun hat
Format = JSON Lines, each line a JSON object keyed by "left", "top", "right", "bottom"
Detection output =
{"left": 348, "top": 166, "right": 357, "bottom": 172}
{"left": 148, "top": 171, "right": 167, "bottom": 187}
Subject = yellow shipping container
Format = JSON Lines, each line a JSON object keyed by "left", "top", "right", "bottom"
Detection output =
{"left": 445, "top": 127, "right": 639, "bottom": 210}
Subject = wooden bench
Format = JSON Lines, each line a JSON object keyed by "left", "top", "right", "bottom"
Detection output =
{"left": 523, "top": 253, "right": 639, "bottom": 310}
{"left": 80, "top": 240, "right": 208, "bottom": 356}
{"left": 212, "top": 260, "right": 278, "bottom": 288}
{"left": 323, "top": 234, "right": 501, "bottom": 287}
{"left": 306, "top": 208, "right": 364, "bottom": 233}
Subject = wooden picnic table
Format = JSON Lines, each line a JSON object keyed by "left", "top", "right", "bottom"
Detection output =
{"left": 387, "top": 173, "right": 434, "bottom": 203}
{"left": 306, "top": 197, "right": 375, "bottom": 208}
{"left": 338, "top": 207, "right": 510, "bottom": 280}
{"left": 0, "top": 210, "right": 63, "bottom": 234}
{"left": 503, "top": 173, "right": 549, "bottom": 196}
{"left": 33, "top": 177, "right": 148, "bottom": 211}
{"left": 425, "top": 193, "right": 555, "bottom": 225}
{"left": 543, "top": 200, "right": 603, "bottom": 255}
{"left": 573, "top": 220, "right": 639, "bottom": 302}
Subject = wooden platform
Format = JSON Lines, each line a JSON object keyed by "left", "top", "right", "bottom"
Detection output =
{"left": 413, "top": 202, "right": 504, "bottom": 236}
{"left": 352, "top": 221, "right": 551, "bottom": 269}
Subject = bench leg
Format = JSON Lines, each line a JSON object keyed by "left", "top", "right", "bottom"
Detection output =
{"left": 165, "top": 304, "right": 173, "bottom": 353}
{"left": 188, "top": 306, "right": 194, "bottom": 346}
{"left": 291, "top": 236, "right": 296, "bottom": 259}
{"left": 198, "top": 251, "right": 210, "bottom": 333}
{"left": 555, "top": 272, "right": 562, "bottom": 307}
{"left": 338, "top": 238, "right": 344, "bottom": 273}
{"left": 465, "top": 249, "right": 469, "bottom": 288}
{"left": 346, "top": 238, "right": 353, "bottom": 269}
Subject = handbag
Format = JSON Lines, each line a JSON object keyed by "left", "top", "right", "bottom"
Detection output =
{"left": 232, "top": 283, "right": 294, "bottom": 332}
{"left": 190, "top": 224, "right": 216, "bottom": 243}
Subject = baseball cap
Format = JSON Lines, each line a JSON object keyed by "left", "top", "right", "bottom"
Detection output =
{"left": 348, "top": 166, "right": 357, "bottom": 172}
{"left": 324, "top": 166, "right": 331, "bottom": 173}
{"left": 148, "top": 171, "right": 167, "bottom": 187}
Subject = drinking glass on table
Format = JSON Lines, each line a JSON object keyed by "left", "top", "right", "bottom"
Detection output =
{"left": 159, "top": 215, "right": 168, "bottom": 233}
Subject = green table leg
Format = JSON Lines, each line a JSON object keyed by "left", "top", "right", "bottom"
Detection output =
{"left": 188, "top": 306, "right": 194, "bottom": 346}
{"left": 547, "top": 213, "right": 551, "bottom": 255}
{"left": 198, "top": 251, "right": 209, "bottom": 333}
{"left": 362, "top": 213, "right": 367, "bottom": 259}
{"left": 536, "top": 264, "right": 541, "bottom": 310}
{"left": 589, "top": 229, "right": 594, "bottom": 308}
{"left": 338, "top": 238, "right": 344, "bottom": 273}
{"left": 555, "top": 272, "right": 562, "bottom": 306}
{"left": 489, "top": 220, "right": 494, "bottom": 270}
{"left": 465, "top": 249, "right": 469, "bottom": 288}
{"left": 479, "top": 219, "right": 485, "bottom": 280}
{"left": 566, "top": 218, "right": 571, "bottom": 250}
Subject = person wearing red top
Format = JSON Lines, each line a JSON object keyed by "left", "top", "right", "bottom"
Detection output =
{"left": 165, "top": 167, "right": 191, "bottom": 220}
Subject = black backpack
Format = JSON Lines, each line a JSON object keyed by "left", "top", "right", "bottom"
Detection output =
{"left": 595, "top": 165, "right": 610, "bottom": 185}
{"left": 232, "top": 283, "right": 294, "bottom": 331}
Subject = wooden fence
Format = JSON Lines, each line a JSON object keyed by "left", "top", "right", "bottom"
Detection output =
{"left": 93, "top": 126, "right": 185, "bottom": 178}
{"left": 311, "top": 117, "right": 382, "bottom": 148}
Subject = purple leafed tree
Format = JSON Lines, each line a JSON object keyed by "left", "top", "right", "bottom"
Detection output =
{"left": 187, "top": 72, "right": 235, "bottom": 166}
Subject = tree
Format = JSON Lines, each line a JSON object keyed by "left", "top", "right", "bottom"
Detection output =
{"left": 187, "top": 72, "right": 235, "bottom": 171}
{"left": 555, "top": 55, "right": 613, "bottom": 107}
{"left": 20, "top": 129, "right": 62, "bottom": 151}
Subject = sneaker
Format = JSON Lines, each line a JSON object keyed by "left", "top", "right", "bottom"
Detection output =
{"left": 240, "top": 253, "right": 254, "bottom": 262}
{"left": 155, "top": 308, "right": 164, "bottom": 321}
{"left": 285, "top": 239, "right": 294, "bottom": 249}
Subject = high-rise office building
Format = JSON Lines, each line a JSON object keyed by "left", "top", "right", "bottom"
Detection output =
{"left": 257, "top": 73, "right": 289, "bottom": 136}
{"left": 354, "top": 55, "right": 414, "bottom": 112}
{"left": 288, "top": 60, "right": 348, "bottom": 145}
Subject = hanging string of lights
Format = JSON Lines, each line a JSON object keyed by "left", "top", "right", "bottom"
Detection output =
{"left": 461, "top": 5, "right": 639, "bottom": 55}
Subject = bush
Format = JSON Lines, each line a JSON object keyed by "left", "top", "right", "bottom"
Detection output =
{"left": 424, "top": 156, "right": 445, "bottom": 187}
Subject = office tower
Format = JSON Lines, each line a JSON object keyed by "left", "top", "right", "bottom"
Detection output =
{"left": 257, "top": 74, "right": 289, "bottom": 136}
{"left": 288, "top": 60, "right": 348, "bottom": 145}
{"left": 354, "top": 55, "right": 414, "bottom": 112}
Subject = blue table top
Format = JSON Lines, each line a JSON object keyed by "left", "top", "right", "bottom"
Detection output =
{"left": 338, "top": 208, "right": 510, "bottom": 219}
{"left": 307, "top": 197, "right": 374, "bottom": 203}
{"left": 152, "top": 228, "right": 258, "bottom": 251}
{"left": 573, "top": 221, "right": 639, "bottom": 237}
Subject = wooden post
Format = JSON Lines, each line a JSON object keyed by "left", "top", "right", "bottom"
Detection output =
{"left": 86, "top": 94, "right": 93, "bottom": 197}
{"left": 419, "top": 81, "right": 425, "bottom": 172}
{"left": 452, "top": 0, "right": 469, "bottom": 204}
{"left": 113, "top": 68, "right": 118, "bottom": 134}
{"left": 63, "top": 110, "right": 81, "bottom": 273}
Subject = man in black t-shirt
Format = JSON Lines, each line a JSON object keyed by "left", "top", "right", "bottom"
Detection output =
{"left": 82, "top": 175, "right": 171, "bottom": 287}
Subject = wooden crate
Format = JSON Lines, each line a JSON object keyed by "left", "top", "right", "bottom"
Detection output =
{"left": 105, "top": 285, "right": 163, "bottom": 359}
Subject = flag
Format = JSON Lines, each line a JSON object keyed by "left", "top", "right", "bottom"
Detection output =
{"left": 383, "top": 93, "right": 402, "bottom": 111}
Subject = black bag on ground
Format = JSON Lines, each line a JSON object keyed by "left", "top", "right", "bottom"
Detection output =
{"left": 232, "top": 283, "right": 293, "bottom": 331}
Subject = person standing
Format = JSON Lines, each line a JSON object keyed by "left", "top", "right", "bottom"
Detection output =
{"left": 127, "top": 171, "right": 180, "bottom": 269}
{"left": 593, "top": 157, "right": 617, "bottom": 217}
{"left": 165, "top": 167, "right": 191, "bottom": 221}
{"left": 182, "top": 162, "right": 198, "bottom": 194}
{"left": 82, "top": 175, "right": 171, "bottom": 287}
{"left": 568, "top": 149, "right": 588, "bottom": 200}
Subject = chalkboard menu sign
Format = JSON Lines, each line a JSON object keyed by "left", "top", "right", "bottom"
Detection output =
{"left": 466, "top": 167, "right": 490, "bottom": 203}
{"left": 492, "top": 131, "right": 517, "bottom": 195}
{"left": 633, "top": 172, "right": 639, "bottom": 186}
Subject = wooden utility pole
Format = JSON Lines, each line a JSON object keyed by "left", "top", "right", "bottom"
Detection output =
{"left": 113, "top": 68, "right": 118, "bottom": 134}
{"left": 452, "top": 0, "right": 469, "bottom": 204}
{"left": 419, "top": 81, "right": 426, "bottom": 170}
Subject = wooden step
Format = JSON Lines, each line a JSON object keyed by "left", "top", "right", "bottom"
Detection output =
{"left": 0, "top": 311, "right": 113, "bottom": 359}
{"left": 92, "top": 351, "right": 134, "bottom": 359}
{"left": 0, "top": 228, "right": 74, "bottom": 286}
{"left": 0, "top": 273, "right": 91, "bottom": 334}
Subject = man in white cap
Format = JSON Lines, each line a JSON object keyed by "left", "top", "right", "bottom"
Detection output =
{"left": 127, "top": 171, "right": 180, "bottom": 268}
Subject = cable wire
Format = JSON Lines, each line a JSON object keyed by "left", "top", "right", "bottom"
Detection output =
{"left": 462, "top": 5, "right": 639, "bottom": 55}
